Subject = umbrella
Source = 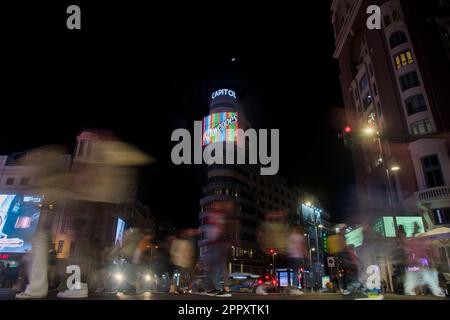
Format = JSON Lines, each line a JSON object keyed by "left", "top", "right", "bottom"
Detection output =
{"left": 416, "top": 227, "right": 450, "bottom": 270}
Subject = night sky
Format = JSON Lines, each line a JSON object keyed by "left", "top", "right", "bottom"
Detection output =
{"left": 2, "top": 1, "right": 358, "bottom": 228}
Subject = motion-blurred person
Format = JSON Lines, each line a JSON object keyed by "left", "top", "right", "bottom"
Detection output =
{"left": 257, "top": 211, "right": 289, "bottom": 257}
{"left": 16, "top": 136, "right": 152, "bottom": 299}
{"left": 286, "top": 226, "right": 308, "bottom": 295}
{"left": 340, "top": 244, "right": 364, "bottom": 296}
{"left": 327, "top": 228, "right": 347, "bottom": 294}
{"left": 170, "top": 228, "right": 198, "bottom": 293}
{"left": 204, "top": 207, "right": 235, "bottom": 297}
{"left": 403, "top": 223, "right": 445, "bottom": 297}
{"left": 133, "top": 229, "right": 154, "bottom": 294}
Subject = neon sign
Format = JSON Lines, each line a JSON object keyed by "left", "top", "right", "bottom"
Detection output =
{"left": 203, "top": 112, "right": 238, "bottom": 146}
{"left": 211, "top": 89, "right": 237, "bottom": 100}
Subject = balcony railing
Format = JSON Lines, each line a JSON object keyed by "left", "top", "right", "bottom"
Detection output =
{"left": 416, "top": 186, "right": 450, "bottom": 202}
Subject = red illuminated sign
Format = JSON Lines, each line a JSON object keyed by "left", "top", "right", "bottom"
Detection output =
{"left": 0, "top": 254, "right": 10, "bottom": 259}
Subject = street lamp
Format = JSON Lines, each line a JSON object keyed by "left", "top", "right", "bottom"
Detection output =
{"left": 363, "top": 126, "right": 376, "bottom": 136}
{"left": 390, "top": 166, "right": 401, "bottom": 172}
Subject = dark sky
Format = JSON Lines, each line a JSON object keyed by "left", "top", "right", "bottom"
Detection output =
{"left": 2, "top": 1, "right": 358, "bottom": 228}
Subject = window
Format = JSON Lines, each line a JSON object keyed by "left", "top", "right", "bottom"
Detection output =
{"left": 421, "top": 155, "right": 445, "bottom": 188}
{"left": 20, "top": 177, "right": 30, "bottom": 186}
{"left": 359, "top": 74, "right": 369, "bottom": 91}
{"left": 384, "top": 15, "right": 392, "bottom": 27}
{"left": 405, "top": 94, "right": 427, "bottom": 115}
{"left": 6, "top": 178, "right": 14, "bottom": 185}
{"left": 432, "top": 208, "right": 450, "bottom": 225}
{"left": 57, "top": 240, "right": 64, "bottom": 254}
{"left": 399, "top": 72, "right": 420, "bottom": 91}
{"left": 411, "top": 119, "right": 433, "bottom": 135}
{"left": 373, "top": 83, "right": 378, "bottom": 96}
{"left": 392, "top": 11, "right": 401, "bottom": 22}
{"left": 394, "top": 50, "right": 414, "bottom": 69}
{"left": 69, "top": 241, "right": 76, "bottom": 256}
{"left": 390, "top": 31, "right": 408, "bottom": 49}
{"left": 362, "top": 93, "right": 373, "bottom": 110}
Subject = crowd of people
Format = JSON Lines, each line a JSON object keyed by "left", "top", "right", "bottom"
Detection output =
{"left": 1, "top": 203, "right": 448, "bottom": 299}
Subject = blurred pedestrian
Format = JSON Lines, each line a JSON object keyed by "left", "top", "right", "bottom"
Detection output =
{"left": 170, "top": 229, "right": 197, "bottom": 293}
{"left": 403, "top": 223, "right": 445, "bottom": 297}
{"left": 204, "top": 206, "right": 235, "bottom": 297}
{"left": 286, "top": 226, "right": 308, "bottom": 295}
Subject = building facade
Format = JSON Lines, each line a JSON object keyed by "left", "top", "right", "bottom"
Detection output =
{"left": 331, "top": 0, "right": 450, "bottom": 279}
{"left": 198, "top": 88, "right": 329, "bottom": 277}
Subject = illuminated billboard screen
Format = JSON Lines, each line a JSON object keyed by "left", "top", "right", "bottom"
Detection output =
{"left": 114, "top": 217, "right": 126, "bottom": 247}
{"left": 373, "top": 216, "right": 397, "bottom": 237}
{"left": 202, "top": 112, "right": 238, "bottom": 146}
{"left": 0, "top": 194, "right": 42, "bottom": 253}
{"left": 396, "top": 216, "right": 424, "bottom": 237}
{"left": 344, "top": 227, "right": 363, "bottom": 248}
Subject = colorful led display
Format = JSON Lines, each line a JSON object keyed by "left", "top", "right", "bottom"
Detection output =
{"left": 202, "top": 112, "right": 238, "bottom": 146}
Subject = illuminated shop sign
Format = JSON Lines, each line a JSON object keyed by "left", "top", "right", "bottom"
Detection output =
{"left": 202, "top": 112, "right": 238, "bottom": 146}
{"left": 211, "top": 89, "right": 237, "bottom": 100}
{"left": 0, "top": 194, "right": 42, "bottom": 253}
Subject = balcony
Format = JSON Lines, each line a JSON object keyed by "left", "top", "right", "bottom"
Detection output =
{"left": 416, "top": 186, "right": 450, "bottom": 210}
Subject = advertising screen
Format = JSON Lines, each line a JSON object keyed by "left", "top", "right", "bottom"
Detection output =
{"left": 373, "top": 216, "right": 396, "bottom": 237}
{"left": 0, "top": 194, "right": 42, "bottom": 253}
{"left": 202, "top": 112, "right": 238, "bottom": 146}
{"left": 278, "top": 271, "right": 290, "bottom": 287}
{"left": 395, "top": 216, "right": 424, "bottom": 237}
{"left": 344, "top": 227, "right": 363, "bottom": 248}
{"left": 114, "top": 217, "right": 126, "bottom": 247}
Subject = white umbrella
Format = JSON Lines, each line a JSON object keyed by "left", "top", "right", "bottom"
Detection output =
{"left": 416, "top": 227, "right": 450, "bottom": 270}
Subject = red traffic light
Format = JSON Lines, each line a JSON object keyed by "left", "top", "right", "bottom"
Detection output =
{"left": 344, "top": 126, "right": 352, "bottom": 133}
{"left": 269, "top": 249, "right": 275, "bottom": 254}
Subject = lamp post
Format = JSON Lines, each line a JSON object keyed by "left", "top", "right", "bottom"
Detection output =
{"left": 363, "top": 126, "right": 401, "bottom": 213}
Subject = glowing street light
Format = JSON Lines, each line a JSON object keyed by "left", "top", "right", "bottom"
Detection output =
{"left": 305, "top": 201, "right": 312, "bottom": 207}
{"left": 363, "top": 126, "right": 376, "bottom": 136}
{"left": 391, "top": 166, "right": 401, "bottom": 172}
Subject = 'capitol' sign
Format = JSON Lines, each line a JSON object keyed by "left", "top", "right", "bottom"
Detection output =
{"left": 211, "top": 89, "right": 237, "bottom": 100}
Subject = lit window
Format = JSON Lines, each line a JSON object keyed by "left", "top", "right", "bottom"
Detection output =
{"left": 411, "top": 119, "right": 433, "bottom": 135}
{"left": 57, "top": 240, "right": 64, "bottom": 254}
{"left": 394, "top": 50, "right": 414, "bottom": 69}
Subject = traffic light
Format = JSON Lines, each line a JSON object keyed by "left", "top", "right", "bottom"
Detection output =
{"left": 269, "top": 248, "right": 275, "bottom": 254}
{"left": 338, "top": 126, "right": 354, "bottom": 148}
